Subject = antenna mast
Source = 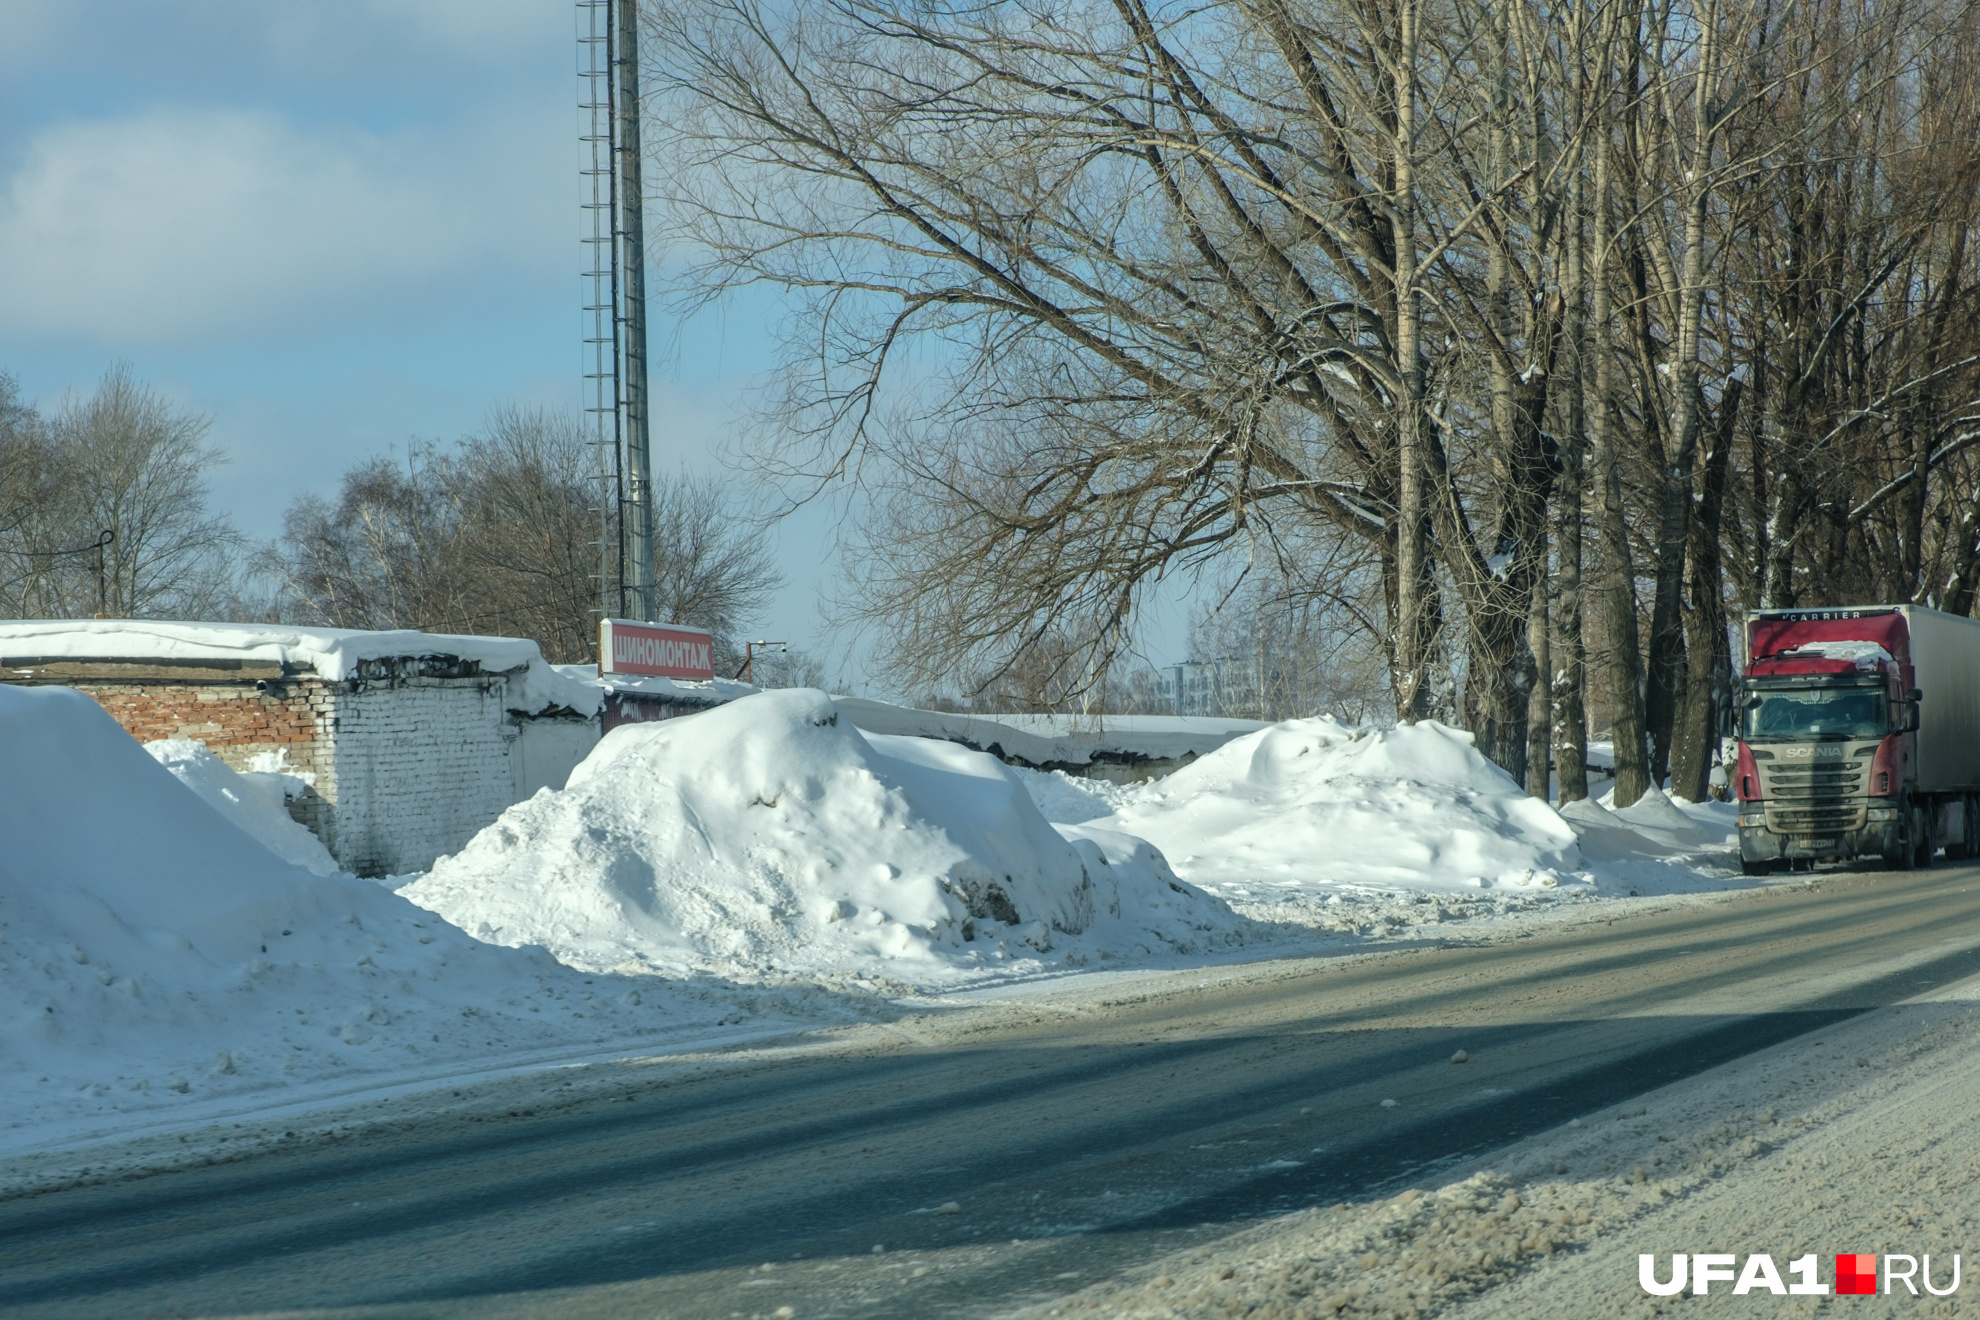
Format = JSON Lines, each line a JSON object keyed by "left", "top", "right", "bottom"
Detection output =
{"left": 578, "top": 0, "right": 655, "bottom": 626}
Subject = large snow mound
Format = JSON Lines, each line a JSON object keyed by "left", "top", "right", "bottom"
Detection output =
{"left": 1087, "top": 718, "right": 1584, "bottom": 903}
{"left": 0, "top": 685, "right": 788, "bottom": 1145}
{"left": 403, "top": 690, "right": 1245, "bottom": 983}
{"left": 144, "top": 739, "right": 342, "bottom": 876}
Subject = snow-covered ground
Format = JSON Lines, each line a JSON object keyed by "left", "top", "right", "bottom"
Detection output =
{"left": 3, "top": 684, "right": 1749, "bottom": 1152}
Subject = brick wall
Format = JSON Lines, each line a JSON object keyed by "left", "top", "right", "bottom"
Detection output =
{"left": 321, "top": 678, "right": 522, "bottom": 877}
{"left": 48, "top": 667, "right": 597, "bottom": 879}
{"left": 75, "top": 680, "right": 329, "bottom": 784}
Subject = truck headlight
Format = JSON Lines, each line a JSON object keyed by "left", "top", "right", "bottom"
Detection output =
{"left": 1867, "top": 807, "right": 1899, "bottom": 822}
{"left": 1738, "top": 812, "right": 1766, "bottom": 827}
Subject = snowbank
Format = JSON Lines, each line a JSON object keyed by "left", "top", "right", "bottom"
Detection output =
{"left": 1015, "top": 719, "right": 1748, "bottom": 929}
{"left": 1086, "top": 718, "right": 1583, "bottom": 903}
{"left": 0, "top": 684, "right": 797, "bottom": 1145}
{"left": 403, "top": 690, "right": 1245, "bottom": 984}
{"left": 144, "top": 739, "right": 341, "bottom": 876}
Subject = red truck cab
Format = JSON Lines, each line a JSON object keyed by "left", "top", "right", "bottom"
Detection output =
{"left": 1735, "top": 607, "right": 1979, "bottom": 874}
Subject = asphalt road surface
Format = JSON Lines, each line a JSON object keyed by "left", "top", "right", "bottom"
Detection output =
{"left": 8, "top": 863, "right": 1980, "bottom": 1319}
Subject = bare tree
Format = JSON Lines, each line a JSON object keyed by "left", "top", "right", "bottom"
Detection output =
{"left": 266, "top": 411, "right": 783, "bottom": 665}
{"left": 649, "top": 0, "right": 1564, "bottom": 766}
{"left": 450, "top": 407, "right": 611, "bottom": 664}
{"left": 645, "top": 472, "right": 785, "bottom": 667}
{"left": 647, "top": 0, "right": 1980, "bottom": 803}
{"left": 270, "top": 446, "right": 467, "bottom": 636}
{"left": 1184, "top": 571, "right": 1393, "bottom": 722}
{"left": 0, "top": 373, "right": 52, "bottom": 612}
{"left": 0, "top": 365, "right": 241, "bottom": 619}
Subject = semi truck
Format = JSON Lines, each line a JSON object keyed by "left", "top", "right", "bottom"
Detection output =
{"left": 1734, "top": 605, "right": 1980, "bottom": 874}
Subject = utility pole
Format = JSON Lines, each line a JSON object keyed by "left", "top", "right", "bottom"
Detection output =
{"left": 579, "top": 0, "right": 655, "bottom": 629}
{"left": 614, "top": 0, "right": 655, "bottom": 621}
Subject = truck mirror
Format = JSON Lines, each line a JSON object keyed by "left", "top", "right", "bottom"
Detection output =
{"left": 1909, "top": 688, "right": 1924, "bottom": 702}
{"left": 1907, "top": 699, "right": 1922, "bottom": 733}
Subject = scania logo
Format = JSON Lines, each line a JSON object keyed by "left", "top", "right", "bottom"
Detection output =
{"left": 1780, "top": 745, "right": 1847, "bottom": 758}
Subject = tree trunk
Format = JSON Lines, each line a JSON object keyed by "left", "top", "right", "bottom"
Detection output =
{"left": 1527, "top": 547, "right": 1553, "bottom": 799}
{"left": 1463, "top": 587, "right": 1536, "bottom": 779}
{"left": 1590, "top": 61, "right": 1651, "bottom": 807}
{"left": 1552, "top": 6, "right": 1591, "bottom": 806}
{"left": 1390, "top": 0, "right": 1432, "bottom": 723}
{"left": 1643, "top": 18, "right": 1718, "bottom": 788}
{"left": 1670, "top": 377, "right": 1742, "bottom": 802}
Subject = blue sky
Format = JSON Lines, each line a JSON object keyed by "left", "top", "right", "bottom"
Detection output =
{"left": 0, "top": 0, "right": 1190, "bottom": 691}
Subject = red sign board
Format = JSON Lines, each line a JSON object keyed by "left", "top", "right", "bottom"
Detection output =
{"left": 599, "top": 618, "right": 715, "bottom": 680}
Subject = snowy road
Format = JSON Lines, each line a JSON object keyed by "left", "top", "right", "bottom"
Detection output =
{"left": 7, "top": 864, "right": 1980, "bottom": 1319}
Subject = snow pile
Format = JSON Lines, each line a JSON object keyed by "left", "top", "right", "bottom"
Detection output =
{"left": 1093, "top": 718, "right": 1581, "bottom": 893}
{"left": 144, "top": 739, "right": 341, "bottom": 876}
{"left": 1564, "top": 786, "right": 1735, "bottom": 862}
{"left": 1015, "top": 721, "right": 1749, "bottom": 929}
{"left": 1016, "top": 719, "right": 1584, "bottom": 923}
{"left": 1017, "top": 769, "right": 1138, "bottom": 827}
{"left": 402, "top": 690, "right": 1245, "bottom": 984}
{"left": 0, "top": 684, "right": 804, "bottom": 1145}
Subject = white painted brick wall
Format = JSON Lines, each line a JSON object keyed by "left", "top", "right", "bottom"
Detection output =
{"left": 318, "top": 678, "right": 522, "bottom": 877}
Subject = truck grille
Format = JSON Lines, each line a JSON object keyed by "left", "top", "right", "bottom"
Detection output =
{"left": 1758, "top": 756, "right": 1869, "bottom": 836}
{"left": 1758, "top": 760, "right": 1867, "bottom": 799}
{"left": 1764, "top": 801, "right": 1867, "bottom": 835}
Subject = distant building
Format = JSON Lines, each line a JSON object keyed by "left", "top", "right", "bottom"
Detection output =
{"left": 1160, "top": 660, "right": 1221, "bottom": 716}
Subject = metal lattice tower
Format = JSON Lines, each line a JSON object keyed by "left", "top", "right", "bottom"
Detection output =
{"left": 577, "top": 0, "right": 654, "bottom": 624}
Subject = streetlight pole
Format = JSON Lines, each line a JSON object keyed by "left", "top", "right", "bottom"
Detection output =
{"left": 737, "top": 640, "right": 786, "bottom": 686}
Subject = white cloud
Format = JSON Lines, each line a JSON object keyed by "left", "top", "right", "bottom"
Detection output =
{"left": 0, "top": 105, "right": 568, "bottom": 344}
{"left": 362, "top": 0, "right": 568, "bottom": 57}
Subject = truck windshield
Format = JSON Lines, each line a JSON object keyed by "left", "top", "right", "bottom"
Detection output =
{"left": 1743, "top": 686, "right": 1888, "bottom": 741}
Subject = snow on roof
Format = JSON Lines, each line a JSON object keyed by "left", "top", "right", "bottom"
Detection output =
{"left": 0, "top": 619, "right": 613, "bottom": 718}
{"left": 1778, "top": 639, "right": 1896, "bottom": 668}
{"left": 548, "top": 663, "right": 757, "bottom": 708}
{"left": 832, "top": 697, "right": 1268, "bottom": 767}
{"left": 0, "top": 619, "right": 547, "bottom": 681}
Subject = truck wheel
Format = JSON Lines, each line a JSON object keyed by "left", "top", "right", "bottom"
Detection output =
{"left": 1913, "top": 805, "right": 1935, "bottom": 869}
{"left": 1887, "top": 817, "right": 1918, "bottom": 871}
{"left": 1740, "top": 858, "right": 1774, "bottom": 877}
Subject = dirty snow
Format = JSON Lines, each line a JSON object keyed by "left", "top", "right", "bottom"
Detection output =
{"left": 402, "top": 690, "right": 1247, "bottom": 987}
{"left": 0, "top": 684, "right": 833, "bottom": 1151}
